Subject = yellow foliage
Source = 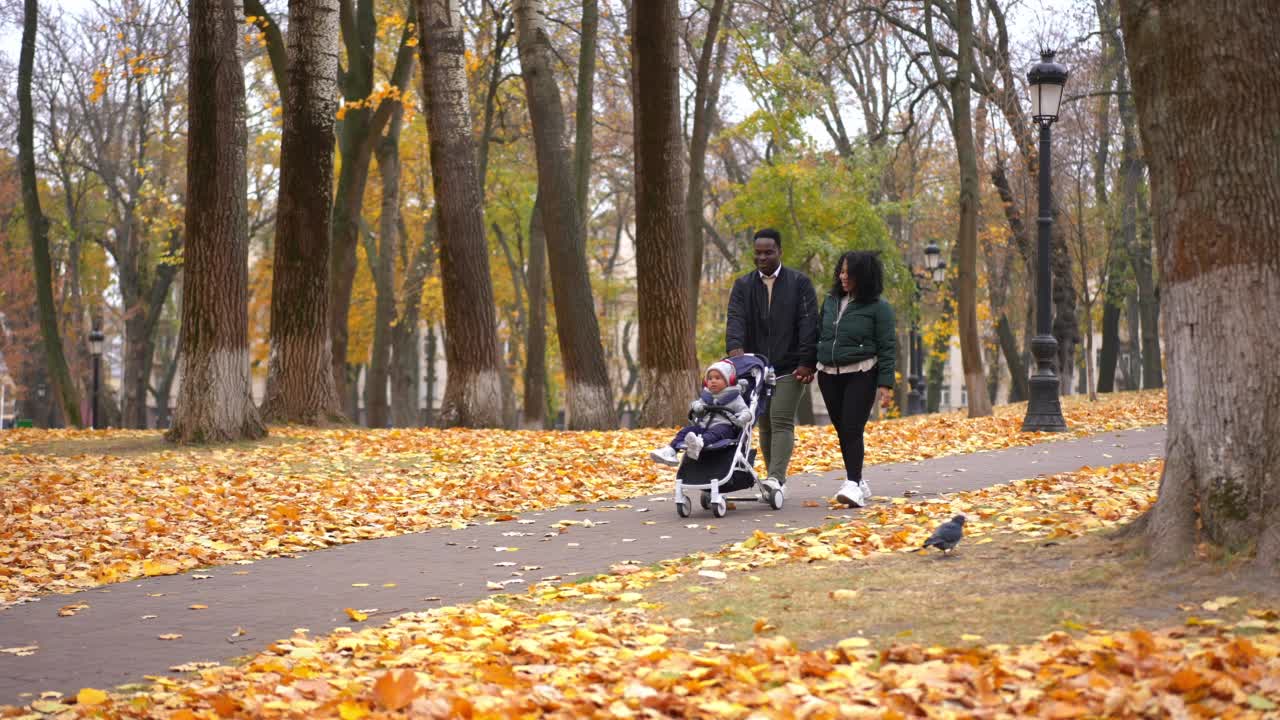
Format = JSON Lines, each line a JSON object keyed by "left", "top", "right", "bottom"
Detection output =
{"left": 88, "top": 67, "right": 109, "bottom": 104}
{"left": 347, "top": 243, "right": 376, "bottom": 365}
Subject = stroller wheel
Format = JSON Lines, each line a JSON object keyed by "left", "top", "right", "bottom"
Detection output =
{"left": 676, "top": 494, "right": 692, "bottom": 518}
{"left": 711, "top": 499, "right": 728, "bottom": 519}
{"left": 700, "top": 491, "right": 711, "bottom": 510}
{"left": 767, "top": 487, "right": 784, "bottom": 511}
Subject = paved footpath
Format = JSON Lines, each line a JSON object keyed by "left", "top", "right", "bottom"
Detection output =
{"left": 0, "top": 426, "right": 1165, "bottom": 705}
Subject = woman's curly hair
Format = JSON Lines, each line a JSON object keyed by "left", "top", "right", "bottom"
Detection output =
{"left": 830, "top": 250, "right": 884, "bottom": 303}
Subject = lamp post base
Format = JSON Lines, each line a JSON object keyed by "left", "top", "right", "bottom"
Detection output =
{"left": 906, "top": 387, "right": 925, "bottom": 416}
{"left": 1022, "top": 374, "right": 1067, "bottom": 432}
{"left": 1021, "top": 333, "right": 1067, "bottom": 432}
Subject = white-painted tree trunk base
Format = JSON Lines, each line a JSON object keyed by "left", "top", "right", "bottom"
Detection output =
{"left": 440, "top": 368, "right": 504, "bottom": 428}
{"left": 1145, "top": 264, "right": 1280, "bottom": 566}
{"left": 168, "top": 349, "right": 265, "bottom": 443}
{"left": 565, "top": 380, "right": 616, "bottom": 430}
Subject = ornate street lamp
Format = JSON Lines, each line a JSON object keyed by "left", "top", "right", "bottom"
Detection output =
{"left": 89, "top": 323, "right": 104, "bottom": 430}
{"left": 907, "top": 243, "right": 946, "bottom": 416}
{"left": 924, "top": 241, "right": 942, "bottom": 271}
{"left": 1022, "top": 50, "right": 1069, "bottom": 432}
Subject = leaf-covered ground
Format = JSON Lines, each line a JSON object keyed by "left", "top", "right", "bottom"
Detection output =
{"left": 0, "top": 391, "right": 1165, "bottom": 605}
{"left": 12, "top": 457, "right": 1280, "bottom": 718}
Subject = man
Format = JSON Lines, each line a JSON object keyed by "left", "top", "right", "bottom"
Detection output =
{"left": 725, "top": 228, "right": 818, "bottom": 497}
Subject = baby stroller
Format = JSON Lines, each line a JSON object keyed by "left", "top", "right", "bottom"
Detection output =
{"left": 673, "top": 353, "right": 781, "bottom": 518}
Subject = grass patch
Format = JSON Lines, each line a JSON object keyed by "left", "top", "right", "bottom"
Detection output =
{"left": 630, "top": 531, "right": 1280, "bottom": 651}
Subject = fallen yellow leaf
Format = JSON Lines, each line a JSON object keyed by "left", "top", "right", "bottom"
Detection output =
{"left": 338, "top": 700, "right": 370, "bottom": 720}
{"left": 76, "top": 688, "right": 108, "bottom": 706}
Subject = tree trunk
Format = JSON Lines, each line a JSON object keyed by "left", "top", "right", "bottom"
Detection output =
{"left": 1118, "top": 0, "right": 1280, "bottom": 568}
{"left": 152, "top": 329, "right": 181, "bottom": 429}
{"left": 926, "top": 349, "right": 945, "bottom": 414}
{"left": 261, "top": 0, "right": 345, "bottom": 425}
{"left": 365, "top": 110, "right": 404, "bottom": 429}
{"left": 423, "top": 325, "right": 438, "bottom": 426}
{"left": 1108, "top": 33, "right": 1163, "bottom": 392}
{"left": 685, "top": 0, "right": 731, "bottom": 332}
{"left": 948, "top": 0, "right": 991, "bottom": 418}
{"left": 1094, "top": 0, "right": 1125, "bottom": 396}
{"left": 1083, "top": 299, "right": 1096, "bottom": 401}
{"left": 330, "top": 127, "right": 373, "bottom": 418}
{"left": 631, "top": 0, "right": 698, "bottom": 427}
{"left": 995, "top": 313, "right": 1027, "bottom": 402}
{"left": 985, "top": 338, "right": 1001, "bottom": 405}
{"left": 121, "top": 309, "right": 160, "bottom": 428}
{"left": 167, "top": 0, "right": 266, "bottom": 444}
{"left": 18, "top": 0, "right": 81, "bottom": 428}
{"left": 1052, "top": 218, "right": 1077, "bottom": 394}
{"left": 522, "top": 193, "right": 548, "bottom": 428}
{"left": 988, "top": 161, "right": 1030, "bottom": 402}
{"left": 573, "top": 0, "right": 597, "bottom": 231}
{"left": 1096, "top": 295, "right": 1121, "bottom": 393}
{"left": 417, "top": 0, "right": 504, "bottom": 427}
{"left": 1125, "top": 292, "right": 1142, "bottom": 390}
{"left": 390, "top": 218, "right": 434, "bottom": 427}
{"left": 244, "top": 0, "right": 288, "bottom": 100}
{"left": 1134, "top": 189, "right": 1163, "bottom": 388}
{"left": 491, "top": 221, "right": 525, "bottom": 429}
{"left": 927, "top": 289, "right": 955, "bottom": 413}
{"left": 329, "top": 4, "right": 416, "bottom": 411}
{"left": 515, "top": 0, "right": 615, "bottom": 430}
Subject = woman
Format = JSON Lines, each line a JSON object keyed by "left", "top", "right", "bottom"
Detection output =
{"left": 816, "top": 251, "right": 896, "bottom": 508}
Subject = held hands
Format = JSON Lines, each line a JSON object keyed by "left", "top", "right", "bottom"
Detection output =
{"left": 878, "top": 387, "right": 893, "bottom": 409}
{"left": 793, "top": 366, "right": 816, "bottom": 384}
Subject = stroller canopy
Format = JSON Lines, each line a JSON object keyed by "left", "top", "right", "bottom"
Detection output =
{"left": 728, "top": 353, "right": 771, "bottom": 380}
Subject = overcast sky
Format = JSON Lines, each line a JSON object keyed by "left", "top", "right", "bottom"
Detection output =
{"left": 3, "top": 0, "right": 1084, "bottom": 135}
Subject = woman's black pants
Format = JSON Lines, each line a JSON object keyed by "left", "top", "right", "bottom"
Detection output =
{"left": 817, "top": 369, "right": 878, "bottom": 482}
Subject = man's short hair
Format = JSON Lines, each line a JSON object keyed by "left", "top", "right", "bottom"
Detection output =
{"left": 753, "top": 227, "right": 782, "bottom": 249}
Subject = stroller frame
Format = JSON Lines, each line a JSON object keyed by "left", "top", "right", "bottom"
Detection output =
{"left": 672, "top": 354, "right": 783, "bottom": 518}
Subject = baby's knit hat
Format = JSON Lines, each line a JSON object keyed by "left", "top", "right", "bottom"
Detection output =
{"left": 705, "top": 359, "right": 737, "bottom": 386}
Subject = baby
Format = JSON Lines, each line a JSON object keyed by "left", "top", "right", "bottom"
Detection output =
{"left": 650, "top": 360, "right": 753, "bottom": 465}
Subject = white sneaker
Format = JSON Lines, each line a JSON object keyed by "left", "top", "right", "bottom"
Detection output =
{"left": 761, "top": 476, "right": 784, "bottom": 498}
{"left": 685, "top": 433, "right": 704, "bottom": 461}
{"left": 650, "top": 446, "right": 679, "bottom": 466}
{"left": 857, "top": 479, "right": 872, "bottom": 502}
{"left": 835, "top": 479, "right": 866, "bottom": 508}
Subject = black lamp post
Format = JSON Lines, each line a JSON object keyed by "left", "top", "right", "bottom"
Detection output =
{"left": 1021, "top": 50, "right": 1069, "bottom": 432}
{"left": 89, "top": 324, "right": 104, "bottom": 430}
{"left": 907, "top": 242, "right": 946, "bottom": 416}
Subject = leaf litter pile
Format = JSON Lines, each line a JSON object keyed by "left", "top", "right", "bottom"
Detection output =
{"left": 10, "top": 457, "right": 1280, "bottom": 718}
{"left": 0, "top": 392, "right": 1165, "bottom": 606}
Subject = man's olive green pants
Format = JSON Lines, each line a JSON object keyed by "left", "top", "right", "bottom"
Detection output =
{"left": 759, "top": 373, "right": 807, "bottom": 482}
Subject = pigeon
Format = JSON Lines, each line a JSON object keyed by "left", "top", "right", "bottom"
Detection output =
{"left": 920, "top": 514, "right": 966, "bottom": 553}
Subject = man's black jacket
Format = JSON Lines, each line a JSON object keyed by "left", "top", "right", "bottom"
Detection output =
{"left": 724, "top": 266, "right": 819, "bottom": 375}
